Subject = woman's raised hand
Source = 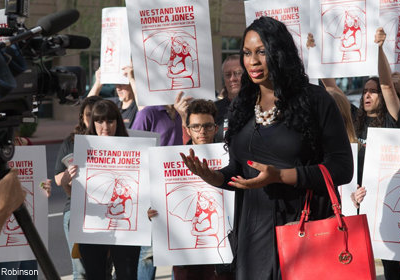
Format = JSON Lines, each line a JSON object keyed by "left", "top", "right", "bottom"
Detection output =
{"left": 179, "top": 149, "right": 224, "bottom": 186}
{"left": 180, "top": 148, "right": 212, "bottom": 178}
{"left": 374, "top": 27, "right": 386, "bottom": 47}
{"left": 228, "top": 160, "right": 282, "bottom": 189}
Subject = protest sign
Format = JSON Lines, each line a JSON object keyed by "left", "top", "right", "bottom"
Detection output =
{"left": 308, "top": 0, "right": 380, "bottom": 78}
{"left": 100, "top": 7, "right": 131, "bottom": 84}
{"left": 0, "top": 146, "right": 48, "bottom": 262}
{"left": 379, "top": 0, "right": 400, "bottom": 72}
{"left": 0, "top": 9, "right": 8, "bottom": 43}
{"left": 149, "top": 143, "right": 234, "bottom": 266}
{"left": 128, "top": 130, "right": 161, "bottom": 146}
{"left": 70, "top": 135, "right": 155, "bottom": 246}
{"left": 126, "top": 0, "right": 215, "bottom": 106}
{"left": 360, "top": 128, "right": 400, "bottom": 261}
{"left": 244, "top": 0, "right": 310, "bottom": 71}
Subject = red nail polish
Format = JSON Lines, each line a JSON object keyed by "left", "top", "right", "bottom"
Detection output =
{"left": 231, "top": 177, "right": 236, "bottom": 182}
{"left": 195, "top": 157, "right": 199, "bottom": 161}
{"left": 247, "top": 160, "right": 253, "bottom": 165}
{"left": 228, "top": 182, "right": 233, "bottom": 186}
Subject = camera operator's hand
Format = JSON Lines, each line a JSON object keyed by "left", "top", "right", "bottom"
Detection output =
{"left": 0, "top": 169, "right": 26, "bottom": 228}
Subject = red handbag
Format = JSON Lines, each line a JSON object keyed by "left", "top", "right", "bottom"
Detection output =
{"left": 275, "top": 164, "right": 376, "bottom": 280}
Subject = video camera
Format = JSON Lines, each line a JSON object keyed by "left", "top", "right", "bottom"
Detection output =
{"left": 0, "top": 2, "right": 91, "bottom": 278}
{"left": 0, "top": 0, "right": 91, "bottom": 160}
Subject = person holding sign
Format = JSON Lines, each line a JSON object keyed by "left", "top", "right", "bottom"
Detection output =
{"left": 88, "top": 65, "right": 138, "bottom": 128}
{"left": 180, "top": 17, "right": 353, "bottom": 280}
{"left": 352, "top": 28, "right": 400, "bottom": 280}
{"left": 54, "top": 96, "right": 102, "bottom": 280}
{"left": 72, "top": 100, "right": 140, "bottom": 280}
{"left": 150, "top": 99, "right": 234, "bottom": 279}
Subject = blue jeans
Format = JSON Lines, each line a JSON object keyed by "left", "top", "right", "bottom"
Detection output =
{"left": 137, "top": 246, "right": 156, "bottom": 280}
{"left": 0, "top": 260, "right": 37, "bottom": 280}
{"left": 63, "top": 210, "right": 86, "bottom": 280}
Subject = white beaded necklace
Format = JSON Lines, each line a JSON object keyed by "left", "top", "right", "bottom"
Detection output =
{"left": 254, "top": 104, "right": 279, "bottom": 126}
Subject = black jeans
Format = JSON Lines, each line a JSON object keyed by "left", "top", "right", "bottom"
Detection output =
{"left": 79, "top": 244, "right": 140, "bottom": 280}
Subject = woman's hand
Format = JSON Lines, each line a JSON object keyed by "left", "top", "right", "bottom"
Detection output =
{"left": 147, "top": 208, "right": 158, "bottom": 221}
{"left": 122, "top": 65, "right": 134, "bottom": 81}
{"left": 40, "top": 179, "right": 52, "bottom": 197}
{"left": 174, "top": 91, "right": 193, "bottom": 126}
{"left": 306, "top": 33, "right": 316, "bottom": 49}
{"left": 180, "top": 148, "right": 211, "bottom": 177}
{"left": 374, "top": 27, "right": 386, "bottom": 47}
{"left": 179, "top": 149, "right": 225, "bottom": 186}
{"left": 60, "top": 165, "right": 78, "bottom": 196}
{"left": 350, "top": 185, "right": 366, "bottom": 208}
{"left": 228, "top": 160, "right": 282, "bottom": 189}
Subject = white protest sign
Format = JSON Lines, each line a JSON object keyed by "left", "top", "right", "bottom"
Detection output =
{"left": 0, "top": 9, "right": 9, "bottom": 43}
{"left": 100, "top": 7, "right": 131, "bottom": 84}
{"left": 126, "top": 0, "right": 215, "bottom": 106}
{"left": 308, "top": 0, "right": 380, "bottom": 78}
{"left": 128, "top": 130, "right": 161, "bottom": 146}
{"left": 0, "top": 146, "right": 48, "bottom": 262}
{"left": 244, "top": 0, "right": 310, "bottom": 72}
{"left": 360, "top": 128, "right": 400, "bottom": 261}
{"left": 339, "top": 143, "right": 358, "bottom": 216}
{"left": 70, "top": 135, "right": 155, "bottom": 246}
{"left": 380, "top": 1, "right": 400, "bottom": 73}
{"left": 150, "top": 143, "right": 234, "bottom": 266}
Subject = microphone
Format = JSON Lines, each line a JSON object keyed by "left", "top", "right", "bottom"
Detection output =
{"left": 0, "top": 9, "right": 79, "bottom": 49}
{"left": 37, "top": 9, "right": 80, "bottom": 36}
{"left": 49, "top": 34, "right": 91, "bottom": 49}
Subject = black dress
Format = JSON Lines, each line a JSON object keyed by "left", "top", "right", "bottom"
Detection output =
{"left": 219, "top": 84, "right": 354, "bottom": 280}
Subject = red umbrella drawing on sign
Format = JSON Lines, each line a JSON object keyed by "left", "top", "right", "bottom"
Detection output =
{"left": 86, "top": 170, "right": 138, "bottom": 230}
{"left": 167, "top": 182, "right": 224, "bottom": 248}
{"left": 87, "top": 170, "right": 138, "bottom": 204}
{"left": 144, "top": 29, "right": 197, "bottom": 65}
{"left": 3, "top": 185, "right": 33, "bottom": 245}
{"left": 322, "top": 5, "right": 366, "bottom": 39}
{"left": 167, "top": 183, "right": 223, "bottom": 221}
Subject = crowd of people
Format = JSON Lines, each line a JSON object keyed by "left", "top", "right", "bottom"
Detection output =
{"left": 1, "top": 15, "right": 400, "bottom": 280}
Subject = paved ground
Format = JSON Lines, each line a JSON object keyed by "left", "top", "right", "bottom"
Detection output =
{"left": 30, "top": 118, "right": 384, "bottom": 279}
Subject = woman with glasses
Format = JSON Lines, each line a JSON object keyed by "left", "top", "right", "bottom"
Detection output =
{"left": 180, "top": 16, "right": 353, "bottom": 279}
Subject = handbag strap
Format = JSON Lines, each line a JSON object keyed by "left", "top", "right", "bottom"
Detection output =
{"left": 298, "top": 190, "right": 312, "bottom": 236}
{"left": 297, "top": 165, "right": 345, "bottom": 235}
{"left": 318, "top": 164, "right": 345, "bottom": 230}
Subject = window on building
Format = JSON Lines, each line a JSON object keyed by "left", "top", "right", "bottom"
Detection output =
{"left": 221, "top": 37, "right": 241, "bottom": 62}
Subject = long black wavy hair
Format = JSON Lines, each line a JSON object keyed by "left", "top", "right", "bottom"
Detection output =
{"left": 225, "top": 16, "right": 317, "bottom": 150}
{"left": 354, "top": 77, "right": 387, "bottom": 136}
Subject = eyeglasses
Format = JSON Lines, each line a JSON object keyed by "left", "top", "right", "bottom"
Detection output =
{"left": 223, "top": 71, "right": 243, "bottom": 79}
{"left": 187, "top": 123, "right": 216, "bottom": 132}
